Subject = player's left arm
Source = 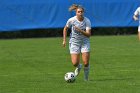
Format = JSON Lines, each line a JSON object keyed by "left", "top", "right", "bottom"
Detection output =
{"left": 74, "top": 26, "right": 91, "bottom": 37}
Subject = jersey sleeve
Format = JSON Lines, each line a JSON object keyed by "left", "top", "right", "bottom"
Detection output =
{"left": 86, "top": 18, "right": 91, "bottom": 30}
{"left": 134, "top": 7, "right": 140, "bottom": 16}
{"left": 66, "top": 18, "right": 72, "bottom": 28}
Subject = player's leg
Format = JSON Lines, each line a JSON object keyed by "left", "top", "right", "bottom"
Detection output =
{"left": 71, "top": 54, "right": 80, "bottom": 67}
{"left": 69, "top": 43, "right": 82, "bottom": 76}
{"left": 82, "top": 52, "right": 90, "bottom": 81}
{"left": 81, "top": 42, "right": 90, "bottom": 81}
{"left": 71, "top": 54, "right": 82, "bottom": 76}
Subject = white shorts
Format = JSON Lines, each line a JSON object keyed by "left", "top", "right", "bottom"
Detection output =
{"left": 138, "top": 26, "right": 140, "bottom": 32}
{"left": 69, "top": 42, "right": 90, "bottom": 54}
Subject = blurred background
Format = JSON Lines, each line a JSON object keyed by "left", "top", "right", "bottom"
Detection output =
{"left": 0, "top": 0, "right": 139, "bottom": 38}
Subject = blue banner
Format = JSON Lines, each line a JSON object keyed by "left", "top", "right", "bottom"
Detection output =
{"left": 0, "top": 0, "right": 140, "bottom": 31}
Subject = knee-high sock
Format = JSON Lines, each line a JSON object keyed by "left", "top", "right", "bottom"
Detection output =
{"left": 84, "top": 65, "right": 90, "bottom": 80}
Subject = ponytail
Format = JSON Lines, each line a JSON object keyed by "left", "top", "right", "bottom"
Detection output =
{"left": 69, "top": 4, "right": 79, "bottom": 11}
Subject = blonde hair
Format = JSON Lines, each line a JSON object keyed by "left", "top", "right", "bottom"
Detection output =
{"left": 69, "top": 4, "right": 84, "bottom": 12}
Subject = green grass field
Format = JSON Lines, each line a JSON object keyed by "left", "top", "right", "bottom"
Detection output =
{"left": 0, "top": 35, "right": 140, "bottom": 93}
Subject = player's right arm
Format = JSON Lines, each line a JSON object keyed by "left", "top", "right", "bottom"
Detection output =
{"left": 63, "top": 26, "right": 69, "bottom": 47}
{"left": 63, "top": 18, "right": 73, "bottom": 47}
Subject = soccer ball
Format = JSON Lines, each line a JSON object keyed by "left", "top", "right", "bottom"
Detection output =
{"left": 64, "top": 72, "right": 76, "bottom": 83}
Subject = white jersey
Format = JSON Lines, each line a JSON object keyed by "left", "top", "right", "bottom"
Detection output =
{"left": 134, "top": 7, "right": 140, "bottom": 25}
{"left": 66, "top": 16, "right": 91, "bottom": 45}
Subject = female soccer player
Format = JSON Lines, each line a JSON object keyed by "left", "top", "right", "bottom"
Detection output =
{"left": 62, "top": 4, "right": 91, "bottom": 81}
{"left": 133, "top": 7, "right": 140, "bottom": 41}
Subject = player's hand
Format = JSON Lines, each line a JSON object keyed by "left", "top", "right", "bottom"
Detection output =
{"left": 134, "top": 16, "right": 139, "bottom": 21}
{"left": 62, "top": 40, "right": 66, "bottom": 47}
{"left": 74, "top": 26, "right": 81, "bottom": 32}
{"left": 135, "top": 17, "right": 139, "bottom": 21}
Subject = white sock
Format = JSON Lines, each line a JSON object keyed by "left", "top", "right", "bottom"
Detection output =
{"left": 84, "top": 65, "right": 90, "bottom": 81}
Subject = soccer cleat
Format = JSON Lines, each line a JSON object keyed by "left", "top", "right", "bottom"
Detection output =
{"left": 74, "top": 64, "right": 82, "bottom": 76}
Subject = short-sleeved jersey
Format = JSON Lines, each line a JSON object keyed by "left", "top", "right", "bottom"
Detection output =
{"left": 66, "top": 16, "right": 91, "bottom": 45}
{"left": 134, "top": 7, "right": 140, "bottom": 16}
{"left": 134, "top": 7, "right": 140, "bottom": 24}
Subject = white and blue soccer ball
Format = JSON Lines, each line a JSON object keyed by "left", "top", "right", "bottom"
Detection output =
{"left": 64, "top": 72, "right": 76, "bottom": 83}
